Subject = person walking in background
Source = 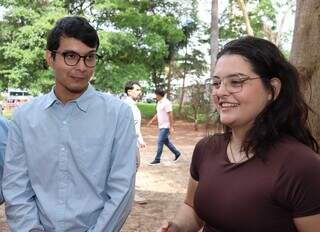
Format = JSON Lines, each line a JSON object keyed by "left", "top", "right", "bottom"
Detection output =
{"left": 0, "top": 116, "right": 8, "bottom": 205}
{"left": 159, "top": 36, "right": 320, "bottom": 232}
{"left": 123, "top": 80, "right": 147, "bottom": 204}
{"left": 147, "top": 88, "right": 181, "bottom": 165}
{"left": 3, "top": 16, "right": 137, "bottom": 232}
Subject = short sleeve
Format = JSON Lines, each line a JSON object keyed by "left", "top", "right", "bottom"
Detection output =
{"left": 274, "top": 148, "right": 320, "bottom": 217}
{"left": 164, "top": 100, "right": 172, "bottom": 113}
{"left": 190, "top": 140, "right": 203, "bottom": 181}
{"left": 190, "top": 136, "right": 216, "bottom": 181}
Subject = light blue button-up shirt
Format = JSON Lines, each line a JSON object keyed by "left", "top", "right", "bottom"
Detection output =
{"left": 0, "top": 116, "right": 9, "bottom": 204}
{"left": 3, "top": 85, "right": 137, "bottom": 232}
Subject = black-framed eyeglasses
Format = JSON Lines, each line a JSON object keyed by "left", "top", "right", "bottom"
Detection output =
{"left": 52, "top": 50, "right": 101, "bottom": 68}
{"left": 212, "top": 73, "right": 261, "bottom": 95}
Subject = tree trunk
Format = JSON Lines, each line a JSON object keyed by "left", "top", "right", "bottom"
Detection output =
{"left": 166, "top": 62, "right": 173, "bottom": 100}
{"left": 236, "top": 0, "right": 254, "bottom": 36}
{"left": 209, "top": 0, "right": 219, "bottom": 131}
{"left": 178, "top": 73, "right": 186, "bottom": 115}
{"left": 178, "top": 42, "right": 188, "bottom": 115}
{"left": 290, "top": 0, "right": 320, "bottom": 142}
{"left": 210, "top": 0, "right": 219, "bottom": 73}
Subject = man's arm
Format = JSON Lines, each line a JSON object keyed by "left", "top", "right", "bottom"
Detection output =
{"left": 88, "top": 104, "right": 137, "bottom": 232}
{"left": 168, "top": 111, "right": 174, "bottom": 134}
{"left": 3, "top": 112, "right": 44, "bottom": 232}
{"left": 147, "top": 114, "right": 157, "bottom": 126}
{"left": 0, "top": 117, "right": 9, "bottom": 204}
{"left": 137, "top": 128, "right": 146, "bottom": 148}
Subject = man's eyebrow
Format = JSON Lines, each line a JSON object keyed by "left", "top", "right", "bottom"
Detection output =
{"left": 61, "top": 49, "right": 97, "bottom": 54}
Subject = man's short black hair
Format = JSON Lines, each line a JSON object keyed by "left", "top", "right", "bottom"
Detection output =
{"left": 155, "top": 88, "right": 165, "bottom": 97}
{"left": 124, "top": 81, "right": 141, "bottom": 95}
{"left": 46, "top": 16, "right": 99, "bottom": 52}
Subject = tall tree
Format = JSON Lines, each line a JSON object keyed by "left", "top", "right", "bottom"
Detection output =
{"left": 236, "top": 0, "right": 254, "bottom": 36}
{"left": 0, "top": 0, "right": 66, "bottom": 93}
{"left": 220, "top": 0, "right": 282, "bottom": 41}
{"left": 93, "top": 0, "right": 188, "bottom": 94}
{"left": 210, "top": 0, "right": 219, "bottom": 74}
{"left": 0, "top": 0, "right": 202, "bottom": 95}
{"left": 290, "top": 0, "right": 320, "bottom": 142}
{"left": 177, "top": 48, "right": 208, "bottom": 113}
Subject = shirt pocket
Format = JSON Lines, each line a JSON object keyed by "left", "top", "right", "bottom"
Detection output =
{"left": 74, "top": 138, "right": 111, "bottom": 187}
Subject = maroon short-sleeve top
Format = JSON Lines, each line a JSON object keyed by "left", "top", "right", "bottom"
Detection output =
{"left": 190, "top": 134, "right": 320, "bottom": 232}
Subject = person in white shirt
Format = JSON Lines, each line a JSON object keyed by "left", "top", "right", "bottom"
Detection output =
{"left": 147, "top": 88, "right": 181, "bottom": 165}
{"left": 123, "top": 81, "right": 147, "bottom": 204}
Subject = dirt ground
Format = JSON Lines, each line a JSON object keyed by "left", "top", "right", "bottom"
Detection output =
{"left": 0, "top": 121, "right": 207, "bottom": 232}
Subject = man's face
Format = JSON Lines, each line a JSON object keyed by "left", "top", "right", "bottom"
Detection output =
{"left": 46, "top": 37, "right": 97, "bottom": 101}
{"left": 155, "top": 94, "right": 162, "bottom": 102}
{"left": 127, "top": 84, "right": 142, "bottom": 101}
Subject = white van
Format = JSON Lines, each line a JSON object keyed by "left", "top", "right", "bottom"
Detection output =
{"left": 4, "top": 89, "right": 33, "bottom": 111}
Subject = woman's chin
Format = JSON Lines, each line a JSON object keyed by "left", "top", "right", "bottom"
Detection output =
{"left": 220, "top": 117, "right": 235, "bottom": 127}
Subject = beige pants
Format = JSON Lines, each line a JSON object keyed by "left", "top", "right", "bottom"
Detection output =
{"left": 136, "top": 149, "right": 140, "bottom": 170}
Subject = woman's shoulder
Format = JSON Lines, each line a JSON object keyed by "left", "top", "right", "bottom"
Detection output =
{"left": 272, "top": 136, "right": 320, "bottom": 172}
{"left": 276, "top": 136, "right": 319, "bottom": 158}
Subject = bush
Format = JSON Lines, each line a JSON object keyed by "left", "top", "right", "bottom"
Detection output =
{"left": 137, "top": 103, "right": 156, "bottom": 119}
{"left": 138, "top": 102, "right": 181, "bottom": 119}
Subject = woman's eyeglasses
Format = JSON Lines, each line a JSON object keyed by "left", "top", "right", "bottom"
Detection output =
{"left": 212, "top": 73, "right": 261, "bottom": 95}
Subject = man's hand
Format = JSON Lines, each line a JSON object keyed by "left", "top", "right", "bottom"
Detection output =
{"left": 147, "top": 115, "right": 157, "bottom": 126}
{"left": 169, "top": 127, "right": 174, "bottom": 135}
{"left": 139, "top": 142, "right": 146, "bottom": 149}
{"left": 157, "top": 221, "right": 180, "bottom": 232}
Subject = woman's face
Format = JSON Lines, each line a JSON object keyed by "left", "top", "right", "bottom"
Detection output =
{"left": 212, "top": 54, "right": 273, "bottom": 132}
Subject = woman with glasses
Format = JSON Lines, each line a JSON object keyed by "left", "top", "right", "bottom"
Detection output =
{"left": 159, "top": 36, "right": 320, "bottom": 232}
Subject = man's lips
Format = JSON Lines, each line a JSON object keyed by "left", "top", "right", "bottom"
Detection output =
{"left": 70, "top": 75, "right": 87, "bottom": 80}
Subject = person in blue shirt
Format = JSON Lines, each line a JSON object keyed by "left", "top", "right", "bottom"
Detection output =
{"left": 2, "top": 16, "right": 137, "bottom": 232}
{"left": 0, "top": 116, "right": 8, "bottom": 204}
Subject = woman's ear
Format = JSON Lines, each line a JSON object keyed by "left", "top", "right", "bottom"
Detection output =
{"left": 269, "top": 77, "right": 281, "bottom": 100}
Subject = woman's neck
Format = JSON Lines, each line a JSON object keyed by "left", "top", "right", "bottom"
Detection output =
{"left": 227, "top": 128, "right": 253, "bottom": 163}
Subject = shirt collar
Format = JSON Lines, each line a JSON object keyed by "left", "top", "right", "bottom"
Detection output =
{"left": 158, "top": 96, "right": 165, "bottom": 103}
{"left": 43, "top": 87, "right": 58, "bottom": 109}
{"left": 43, "top": 84, "right": 95, "bottom": 112}
{"left": 125, "top": 96, "right": 137, "bottom": 105}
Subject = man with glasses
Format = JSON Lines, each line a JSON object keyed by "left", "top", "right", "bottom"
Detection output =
{"left": 3, "top": 16, "right": 137, "bottom": 232}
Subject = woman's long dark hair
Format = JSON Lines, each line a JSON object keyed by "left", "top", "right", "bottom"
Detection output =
{"left": 217, "top": 36, "right": 318, "bottom": 159}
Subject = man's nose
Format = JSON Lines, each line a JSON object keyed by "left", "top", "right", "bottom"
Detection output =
{"left": 77, "top": 57, "right": 87, "bottom": 70}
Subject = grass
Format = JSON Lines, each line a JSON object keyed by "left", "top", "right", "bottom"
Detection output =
{"left": 137, "top": 103, "right": 157, "bottom": 119}
{"left": 3, "top": 102, "right": 213, "bottom": 125}
{"left": 2, "top": 111, "right": 12, "bottom": 120}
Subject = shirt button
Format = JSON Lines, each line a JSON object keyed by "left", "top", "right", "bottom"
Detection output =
{"left": 62, "top": 121, "right": 67, "bottom": 125}
{"left": 61, "top": 147, "right": 65, "bottom": 151}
